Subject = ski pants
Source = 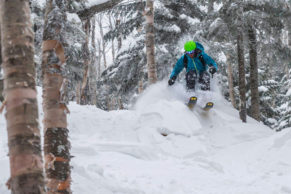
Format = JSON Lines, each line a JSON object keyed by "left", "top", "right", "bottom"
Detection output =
{"left": 186, "top": 70, "right": 210, "bottom": 91}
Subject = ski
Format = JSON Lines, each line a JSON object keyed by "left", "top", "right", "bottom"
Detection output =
{"left": 187, "top": 96, "right": 197, "bottom": 110}
{"left": 202, "top": 102, "right": 214, "bottom": 111}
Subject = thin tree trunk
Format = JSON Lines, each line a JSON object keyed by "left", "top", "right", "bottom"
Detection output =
{"left": 288, "top": 17, "right": 291, "bottom": 48}
{"left": 42, "top": 0, "right": 71, "bottom": 193}
{"left": 145, "top": 0, "right": 157, "bottom": 84}
{"left": 208, "top": 0, "right": 214, "bottom": 13}
{"left": 109, "top": 14, "right": 115, "bottom": 61}
{"left": 248, "top": 24, "right": 260, "bottom": 121}
{"left": 0, "top": 24, "right": 3, "bottom": 102}
{"left": 237, "top": 30, "right": 247, "bottom": 123}
{"left": 90, "top": 17, "right": 98, "bottom": 105}
{"left": 97, "top": 39, "right": 102, "bottom": 78}
{"left": 226, "top": 54, "right": 236, "bottom": 109}
{"left": 116, "top": 18, "right": 122, "bottom": 50}
{"left": 80, "top": 18, "right": 91, "bottom": 105}
{"left": 0, "top": 0, "right": 45, "bottom": 193}
{"left": 138, "top": 79, "right": 144, "bottom": 94}
{"left": 97, "top": 15, "right": 107, "bottom": 68}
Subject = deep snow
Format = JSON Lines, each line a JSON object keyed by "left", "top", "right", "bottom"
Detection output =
{"left": 1, "top": 81, "right": 291, "bottom": 194}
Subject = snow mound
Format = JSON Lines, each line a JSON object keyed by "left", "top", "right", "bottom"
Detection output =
{"left": 1, "top": 82, "right": 291, "bottom": 194}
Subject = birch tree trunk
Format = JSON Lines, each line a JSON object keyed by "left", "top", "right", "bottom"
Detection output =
{"left": 145, "top": 0, "right": 157, "bottom": 84}
{"left": 0, "top": 0, "right": 45, "bottom": 193}
{"left": 237, "top": 30, "right": 247, "bottom": 123}
{"left": 248, "top": 24, "right": 260, "bottom": 121}
{"left": 42, "top": 0, "right": 71, "bottom": 193}
{"left": 226, "top": 54, "right": 236, "bottom": 109}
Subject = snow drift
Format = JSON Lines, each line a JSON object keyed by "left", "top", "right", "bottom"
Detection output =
{"left": 1, "top": 81, "right": 291, "bottom": 194}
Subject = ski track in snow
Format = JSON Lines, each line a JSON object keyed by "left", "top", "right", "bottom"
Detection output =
{"left": 1, "top": 81, "right": 291, "bottom": 194}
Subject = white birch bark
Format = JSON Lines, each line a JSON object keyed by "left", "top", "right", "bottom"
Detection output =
{"left": 145, "top": 0, "right": 157, "bottom": 84}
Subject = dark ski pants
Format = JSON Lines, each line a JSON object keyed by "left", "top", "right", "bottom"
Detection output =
{"left": 186, "top": 70, "right": 210, "bottom": 91}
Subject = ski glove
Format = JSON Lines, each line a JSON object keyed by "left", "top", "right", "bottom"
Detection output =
{"left": 168, "top": 76, "right": 177, "bottom": 86}
{"left": 209, "top": 66, "right": 217, "bottom": 75}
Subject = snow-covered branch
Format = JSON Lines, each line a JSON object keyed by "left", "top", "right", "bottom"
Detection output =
{"left": 77, "top": 0, "right": 122, "bottom": 19}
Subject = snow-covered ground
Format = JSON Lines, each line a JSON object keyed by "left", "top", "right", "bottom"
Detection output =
{"left": 1, "top": 81, "right": 291, "bottom": 194}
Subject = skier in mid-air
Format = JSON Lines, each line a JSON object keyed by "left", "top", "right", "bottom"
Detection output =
{"left": 168, "top": 40, "right": 218, "bottom": 110}
{"left": 168, "top": 40, "right": 217, "bottom": 90}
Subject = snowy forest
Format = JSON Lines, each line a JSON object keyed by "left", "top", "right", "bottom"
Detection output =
{"left": 0, "top": 0, "right": 290, "bottom": 194}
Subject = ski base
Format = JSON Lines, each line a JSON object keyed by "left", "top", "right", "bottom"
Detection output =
{"left": 203, "top": 102, "right": 214, "bottom": 111}
{"left": 187, "top": 96, "right": 197, "bottom": 110}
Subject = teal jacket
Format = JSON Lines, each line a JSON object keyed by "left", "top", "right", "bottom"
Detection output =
{"left": 170, "top": 42, "right": 218, "bottom": 79}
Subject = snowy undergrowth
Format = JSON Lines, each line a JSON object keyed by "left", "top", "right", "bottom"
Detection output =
{"left": 1, "top": 81, "right": 291, "bottom": 194}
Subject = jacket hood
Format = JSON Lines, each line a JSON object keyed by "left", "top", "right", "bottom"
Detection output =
{"left": 195, "top": 42, "right": 204, "bottom": 52}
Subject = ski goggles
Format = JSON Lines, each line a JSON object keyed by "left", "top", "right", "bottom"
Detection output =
{"left": 186, "top": 50, "right": 195, "bottom": 54}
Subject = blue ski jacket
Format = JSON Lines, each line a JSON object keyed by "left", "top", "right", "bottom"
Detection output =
{"left": 170, "top": 42, "right": 218, "bottom": 79}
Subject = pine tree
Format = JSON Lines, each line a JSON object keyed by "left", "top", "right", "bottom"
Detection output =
{"left": 277, "top": 68, "right": 291, "bottom": 131}
{"left": 0, "top": 0, "right": 45, "bottom": 193}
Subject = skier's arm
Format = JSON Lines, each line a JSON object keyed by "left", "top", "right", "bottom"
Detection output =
{"left": 170, "top": 56, "right": 185, "bottom": 79}
{"left": 202, "top": 53, "right": 218, "bottom": 70}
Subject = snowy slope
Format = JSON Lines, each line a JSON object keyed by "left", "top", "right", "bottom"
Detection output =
{"left": 1, "top": 81, "right": 291, "bottom": 194}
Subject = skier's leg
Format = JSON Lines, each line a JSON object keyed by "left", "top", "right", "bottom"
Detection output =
{"left": 186, "top": 70, "right": 197, "bottom": 90}
{"left": 199, "top": 72, "right": 210, "bottom": 91}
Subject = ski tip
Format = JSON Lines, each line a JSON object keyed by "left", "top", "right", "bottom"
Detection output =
{"left": 203, "top": 102, "right": 214, "bottom": 111}
{"left": 190, "top": 96, "right": 197, "bottom": 101}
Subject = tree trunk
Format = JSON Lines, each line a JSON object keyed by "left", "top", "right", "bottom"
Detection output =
{"left": 248, "top": 24, "right": 260, "bottom": 121}
{"left": 145, "top": 0, "right": 157, "bottom": 84}
{"left": 237, "top": 30, "right": 247, "bottom": 123}
{"left": 208, "top": 0, "right": 214, "bottom": 13}
{"left": 90, "top": 17, "right": 98, "bottom": 105}
{"left": 42, "top": 0, "right": 71, "bottom": 193}
{"left": 116, "top": 18, "right": 122, "bottom": 50}
{"left": 0, "top": 0, "right": 45, "bottom": 193}
{"left": 97, "top": 14, "right": 107, "bottom": 68}
{"left": 109, "top": 14, "right": 116, "bottom": 61}
{"left": 80, "top": 18, "right": 91, "bottom": 105}
{"left": 226, "top": 54, "right": 236, "bottom": 109}
{"left": 0, "top": 24, "right": 3, "bottom": 102}
{"left": 97, "top": 39, "right": 102, "bottom": 78}
{"left": 138, "top": 79, "right": 144, "bottom": 94}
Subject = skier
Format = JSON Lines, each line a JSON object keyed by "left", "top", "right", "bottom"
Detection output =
{"left": 168, "top": 41, "right": 217, "bottom": 91}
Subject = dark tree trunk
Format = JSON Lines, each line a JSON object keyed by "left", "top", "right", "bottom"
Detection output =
{"left": 80, "top": 18, "right": 91, "bottom": 105}
{"left": 116, "top": 18, "right": 122, "bottom": 50}
{"left": 90, "top": 17, "right": 98, "bottom": 105}
{"left": 0, "top": 0, "right": 45, "bottom": 193}
{"left": 248, "top": 24, "right": 260, "bottom": 121}
{"left": 42, "top": 0, "right": 71, "bottom": 193}
{"left": 208, "top": 0, "right": 214, "bottom": 13}
{"left": 237, "top": 30, "right": 247, "bottom": 123}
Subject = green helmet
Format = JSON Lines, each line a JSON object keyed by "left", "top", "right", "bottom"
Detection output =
{"left": 184, "top": 41, "right": 196, "bottom": 52}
